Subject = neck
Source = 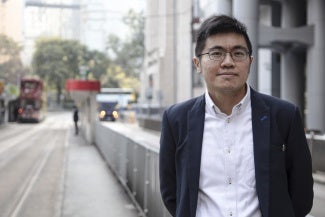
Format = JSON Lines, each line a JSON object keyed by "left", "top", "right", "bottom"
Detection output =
{"left": 209, "top": 86, "right": 247, "bottom": 115}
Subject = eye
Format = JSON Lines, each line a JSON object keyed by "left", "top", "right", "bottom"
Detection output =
{"left": 209, "top": 50, "right": 224, "bottom": 58}
{"left": 232, "top": 49, "right": 246, "bottom": 57}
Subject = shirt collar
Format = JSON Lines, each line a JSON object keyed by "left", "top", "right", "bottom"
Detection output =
{"left": 205, "top": 84, "right": 251, "bottom": 116}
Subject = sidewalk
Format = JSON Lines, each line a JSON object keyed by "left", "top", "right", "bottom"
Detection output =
{"left": 313, "top": 171, "right": 325, "bottom": 185}
{"left": 60, "top": 128, "right": 140, "bottom": 217}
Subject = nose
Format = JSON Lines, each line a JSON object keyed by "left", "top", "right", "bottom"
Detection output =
{"left": 220, "top": 52, "right": 235, "bottom": 66}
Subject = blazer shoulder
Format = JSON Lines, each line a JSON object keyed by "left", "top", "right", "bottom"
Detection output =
{"left": 252, "top": 89, "right": 297, "bottom": 112}
{"left": 164, "top": 95, "right": 205, "bottom": 116}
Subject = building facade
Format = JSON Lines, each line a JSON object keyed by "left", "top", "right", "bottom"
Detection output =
{"left": 0, "top": 0, "right": 24, "bottom": 44}
{"left": 143, "top": 0, "right": 325, "bottom": 132}
{"left": 142, "top": 0, "right": 192, "bottom": 107}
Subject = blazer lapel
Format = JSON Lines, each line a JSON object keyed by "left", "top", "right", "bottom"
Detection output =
{"left": 251, "top": 88, "right": 270, "bottom": 217}
{"left": 187, "top": 95, "right": 205, "bottom": 217}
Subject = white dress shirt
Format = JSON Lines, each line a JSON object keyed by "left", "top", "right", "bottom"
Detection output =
{"left": 195, "top": 87, "right": 262, "bottom": 217}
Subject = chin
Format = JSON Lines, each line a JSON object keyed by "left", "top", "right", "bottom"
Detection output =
{"left": 220, "top": 85, "right": 243, "bottom": 93}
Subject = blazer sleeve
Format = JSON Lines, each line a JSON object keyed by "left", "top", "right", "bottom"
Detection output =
{"left": 286, "top": 106, "right": 314, "bottom": 217}
{"left": 159, "top": 110, "right": 177, "bottom": 216}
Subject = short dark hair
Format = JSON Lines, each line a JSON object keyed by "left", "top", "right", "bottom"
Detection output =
{"left": 194, "top": 15, "right": 252, "bottom": 57}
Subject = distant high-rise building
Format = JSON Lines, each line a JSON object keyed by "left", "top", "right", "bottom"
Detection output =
{"left": 23, "top": 0, "right": 81, "bottom": 65}
{"left": 0, "top": 0, "right": 24, "bottom": 44}
{"left": 79, "top": 0, "right": 106, "bottom": 52}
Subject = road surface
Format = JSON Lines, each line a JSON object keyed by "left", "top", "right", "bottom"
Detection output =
{"left": 0, "top": 111, "right": 138, "bottom": 217}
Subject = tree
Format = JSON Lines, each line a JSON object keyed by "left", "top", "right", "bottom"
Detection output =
{"left": 83, "top": 50, "right": 111, "bottom": 80}
{"left": 32, "top": 38, "right": 86, "bottom": 103}
{"left": 0, "top": 34, "right": 20, "bottom": 57}
{"left": 105, "top": 9, "right": 144, "bottom": 97}
{"left": 0, "top": 34, "right": 27, "bottom": 86}
{"left": 100, "top": 65, "right": 139, "bottom": 90}
{"left": 105, "top": 9, "right": 144, "bottom": 77}
{"left": 32, "top": 37, "right": 110, "bottom": 103}
{"left": 121, "top": 9, "right": 145, "bottom": 76}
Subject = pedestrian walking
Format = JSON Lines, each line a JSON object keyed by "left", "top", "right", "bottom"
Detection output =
{"left": 73, "top": 106, "right": 79, "bottom": 135}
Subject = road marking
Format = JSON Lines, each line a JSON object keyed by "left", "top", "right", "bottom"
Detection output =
{"left": 9, "top": 133, "right": 57, "bottom": 217}
{"left": 0, "top": 123, "right": 44, "bottom": 155}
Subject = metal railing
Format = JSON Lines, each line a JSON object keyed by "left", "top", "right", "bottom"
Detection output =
{"left": 95, "top": 122, "right": 171, "bottom": 217}
{"left": 95, "top": 122, "right": 325, "bottom": 217}
{"left": 306, "top": 133, "right": 325, "bottom": 172}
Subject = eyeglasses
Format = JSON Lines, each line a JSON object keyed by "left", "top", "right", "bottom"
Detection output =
{"left": 198, "top": 48, "right": 250, "bottom": 62}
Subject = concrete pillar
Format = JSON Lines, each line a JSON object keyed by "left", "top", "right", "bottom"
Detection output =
{"left": 280, "top": 51, "right": 305, "bottom": 109}
{"left": 306, "top": 0, "right": 325, "bottom": 131}
{"left": 215, "top": 0, "right": 232, "bottom": 15}
{"left": 281, "top": 1, "right": 305, "bottom": 111}
{"left": 176, "top": 0, "right": 192, "bottom": 102}
{"left": 271, "top": 2, "right": 281, "bottom": 98}
{"left": 233, "top": 0, "right": 259, "bottom": 89}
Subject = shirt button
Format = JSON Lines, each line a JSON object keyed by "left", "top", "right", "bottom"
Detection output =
{"left": 226, "top": 118, "right": 230, "bottom": 123}
{"left": 228, "top": 177, "right": 232, "bottom": 184}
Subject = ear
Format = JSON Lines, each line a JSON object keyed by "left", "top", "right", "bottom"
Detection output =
{"left": 249, "top": 56, "right": 253, "bottom": 64}
{"left": 193, "top": 57, "right": 201, "bottom": 73}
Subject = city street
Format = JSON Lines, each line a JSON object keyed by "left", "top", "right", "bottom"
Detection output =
{"left": 0, "top": 111, "right": 138, "bottom": 217}
{"left": 0, "top": 111, "right": 324, "bottom": 217}
{"left": 0, "top": 113, "right": 66, "bottom": 217}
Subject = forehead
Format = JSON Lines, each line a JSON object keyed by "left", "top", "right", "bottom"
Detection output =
{"left": 204, "top": 32, "right": 248, "bottom": 50}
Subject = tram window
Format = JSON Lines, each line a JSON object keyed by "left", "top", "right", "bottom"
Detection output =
{"left": 20, "top": 99, "right": 26, "bottom": 107}
{"left": 34, "top": 100, "right": 41, "bottom": 109}
{"left": 23, "top": 82, "right": 38, "bottom": 90}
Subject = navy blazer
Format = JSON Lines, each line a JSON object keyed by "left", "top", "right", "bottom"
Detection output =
{"left": 159, "top": 88, "right": 313, "bottom": 217}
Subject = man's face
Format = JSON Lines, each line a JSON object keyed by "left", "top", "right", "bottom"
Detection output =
{"left": 193, "top": 32, "right": 253, "bottom": 95}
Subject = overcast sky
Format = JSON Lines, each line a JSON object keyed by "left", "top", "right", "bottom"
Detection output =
{"left": 103, "top": 0, "right": 145, "bottom": 14}
{"left": 101, "top": 0, "right": 145, "bottom": 38}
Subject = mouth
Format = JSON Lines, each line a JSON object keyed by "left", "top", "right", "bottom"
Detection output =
{"left": 217, "top": 72, "right": 237, "bottom": 77}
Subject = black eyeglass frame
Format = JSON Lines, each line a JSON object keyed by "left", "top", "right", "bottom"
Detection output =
{"left": 197, "top": 48, "right": 250, "bottom": 62}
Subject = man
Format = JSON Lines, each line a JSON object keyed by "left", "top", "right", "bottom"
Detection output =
{"left": 159, "top": 15, "right": 313, "bottom": 217}
{"left": 73, "top": 106, "right": 79, "bottom": 135}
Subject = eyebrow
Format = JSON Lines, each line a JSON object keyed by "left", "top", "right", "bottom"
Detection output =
{"left": 208, "top": 45, "right": 248, "bottom": 51}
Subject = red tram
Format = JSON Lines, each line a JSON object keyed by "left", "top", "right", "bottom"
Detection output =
{"left": 17, "top": 77, "right": 46, "bottom": 122}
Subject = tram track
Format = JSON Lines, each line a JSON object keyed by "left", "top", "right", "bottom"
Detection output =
{"left": 0, "top": 127, "right": 43, "bottom": 156}
{"left": 0, "top": 111, "right": 69, "bottom": 143}
{"left": 0, "top": 111, "right": 75, "bottom": 217}
{"left": 7, "top": 131, "right": 59, "bottom": 217}
{"left": 0, "top": 122, "right": 45, "bottom": 148}
{"left": 0, "top": 123, "right": 66, "bottom": 217}
{"left": 0, "top": 113, "right": 69, "bottom": 159}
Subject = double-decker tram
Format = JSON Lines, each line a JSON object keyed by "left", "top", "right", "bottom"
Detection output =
{"left": 17, "top": 77, "right": 46, "bottom": 122}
